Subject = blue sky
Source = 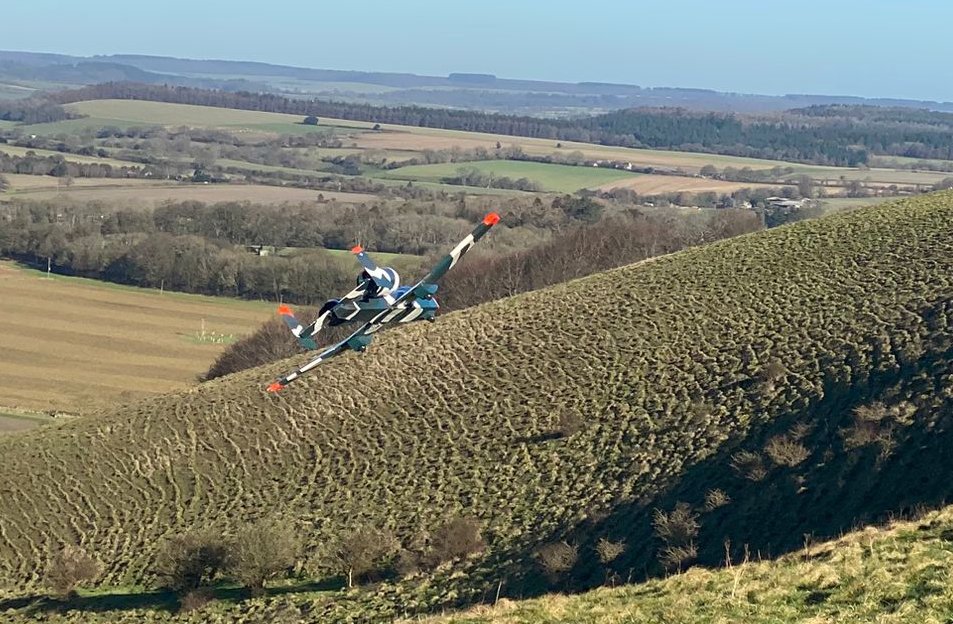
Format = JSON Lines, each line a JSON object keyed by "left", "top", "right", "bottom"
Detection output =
{"left": 4, "top": 0, "right": 952, "bottom": 101}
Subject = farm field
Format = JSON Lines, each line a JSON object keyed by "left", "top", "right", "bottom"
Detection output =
{"left": 2, "top": 173, "right": 170, "bottom": 191}
{"left": 0, "top": 143, "right": 133, "bottom": 167}
{"left": 63, "top": 100, "right": 374, "bottom": 131}
{"left": 2, "top": 177, "right": 377, "bottom": 204}
{"left": 0, "top": 193, "right": 950, "bottom": 622}
{"left": 8, "top": 99, "right": 945, "bottom": 198}
{"left": 0, "top": 261, "right": 271, "bottom": 413}
{"left": 593, "top": 173, "right": 781, "bottom": 194}
{"left": 379, "top": 159, "right": 637, "bottom": 192}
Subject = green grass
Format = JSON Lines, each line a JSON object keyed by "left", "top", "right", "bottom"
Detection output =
{"left": 379, "top": 159, "right": 637, "bottom": 192}
{"left": 0, "top": 194, "right": 951, "bottom": 622}
{"left": 0, "top": 144, "right": 134, "bottom": 167}
{"left": 16, "top": 117, "right": 143, "bottom": 136}
{"left": 420, "top": 505, "right": 953, "bottom": 623}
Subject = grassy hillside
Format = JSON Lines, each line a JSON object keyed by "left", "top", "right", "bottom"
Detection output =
{"left": 0, "top": 193, "right": 951, "bottom": 621}
{"left": 420, "top": 505, "right": 953, "bottom": 623}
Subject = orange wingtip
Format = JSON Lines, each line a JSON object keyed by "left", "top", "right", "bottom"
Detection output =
{"left": 266, "top": 382, "right": 283, "bottom": 393}
{"left": 351, "top": 244, "right": 364, "bottom": 254}
{"left": 277, "top": 304, "right": 293, "bottom": 316}
{"left": 483, "top": 212, "right": 501, "bottom": 226}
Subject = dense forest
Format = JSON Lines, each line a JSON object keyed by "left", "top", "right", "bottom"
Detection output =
{"left": 42, "top": 83, "right": 953, "bottom": 165}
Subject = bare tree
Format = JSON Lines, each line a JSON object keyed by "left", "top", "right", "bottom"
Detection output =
{"left": 226, "top": 518, "right": 302, "bottom": 596}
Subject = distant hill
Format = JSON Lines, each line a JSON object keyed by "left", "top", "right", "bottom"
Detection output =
{"left": 2, "top": 49, "right": 953, "bottom": 114}
{"left": 0, "top": 192, "right": 950, "bottom": 623}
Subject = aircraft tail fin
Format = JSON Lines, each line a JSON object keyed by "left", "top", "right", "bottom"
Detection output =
{"left": 278, "top": 305, "right": 319, "bottom": 351}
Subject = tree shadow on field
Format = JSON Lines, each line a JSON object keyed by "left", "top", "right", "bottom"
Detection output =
{"left": 554, "top": 336, "right": 953, "bottom": 594}
{"left": 0, "top": 589, "right": 179, "bottom": 615}
{"left": 0, "top": 577, "right": 342, "bottom": 616}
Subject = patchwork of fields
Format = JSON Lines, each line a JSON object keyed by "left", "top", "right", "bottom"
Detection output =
{"left": 2, "top": 99, "right": 948, "bottom": 203}
{"left": 0, "top": 261, "right": 271, "bottom": 414}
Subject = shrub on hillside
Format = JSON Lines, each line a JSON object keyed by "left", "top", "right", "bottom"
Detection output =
{"left": 731, "top": 450, "right": 768, "bottom": 481}
{"left": 703, "top": 489, "right": 731, "bottom": 511}
{"left": 764, "top": 435, "right": 810, "bottom": 467}
{"left": 154, "top": 530, "right": 228, "bottom": 592}
{"left": 595, "top": 537, "right": 626, "bottom": 565}
{"left": 536, "top": 541, "right": 578, "bottom": 580}
{"left": 556, "top": 410, "right": 585, "bottom": 438}
{"left": 652, "top": 503, "right": 699, "bottom": 547}
{"left": 429, "top": 516, "right": 486, "bottom": 566}
{"left": 327, "top": 526, "right": 399, "bottom": 588}
{"left": 45, "top": 545, "right": 101, "bottom": 600}
{"left": 842, "top": 401, "right": 916, "bottom": 457}
{"left": 225, "top": 518, "right": 302, "bottom": 596}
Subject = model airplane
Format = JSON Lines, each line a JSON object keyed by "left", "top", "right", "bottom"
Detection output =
{"left": 266, "top": 212, "right": 500, "bottom": 392}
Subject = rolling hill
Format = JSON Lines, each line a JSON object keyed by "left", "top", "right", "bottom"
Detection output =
{"left": 0, "top": 192, "right": 951, "bottom": 622}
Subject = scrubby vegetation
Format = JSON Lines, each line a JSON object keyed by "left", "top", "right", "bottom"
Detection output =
{"left": 0, "top": 193, "right": 951, "bottom": 622}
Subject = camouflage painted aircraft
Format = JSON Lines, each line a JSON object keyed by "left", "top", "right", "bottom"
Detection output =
{"left": 267, "top": 212, "right": 500, "bottom": 392}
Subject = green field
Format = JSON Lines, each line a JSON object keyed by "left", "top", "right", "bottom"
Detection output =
{"left": 0, "top": 143, "right": 133, "bottom": 167}
{"left": 0, "top": 193, "right": 950, "bottom": 622}
{"left": 380, "top": 159, "right": 637, "bottom": 192}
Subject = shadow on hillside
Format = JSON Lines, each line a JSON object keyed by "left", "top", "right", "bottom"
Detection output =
{"left": 0, "top": 577, "right": 341, "bottom": 616}
{"left": 555, "top": 336, "right": 953, "bottom": 594}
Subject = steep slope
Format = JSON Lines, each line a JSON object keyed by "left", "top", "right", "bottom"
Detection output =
{"left": 0, "top": 193, "right": 951, "bottom": 619}
{"left": 420, "top": 505, "right": 953, "bottom": 624}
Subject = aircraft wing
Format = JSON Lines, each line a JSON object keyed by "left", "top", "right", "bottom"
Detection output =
{"left": 266, "top": 212, "right": 501, "bottom": 392}
{"left": 396, "top": 212, "right": 500, "bottom": 303}
{"left": 266, "top": 319, "right": 380, "bottom": 392}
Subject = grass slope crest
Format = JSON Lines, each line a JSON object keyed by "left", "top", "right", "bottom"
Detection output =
{"left": 0, "top": 192, "right": 952, "bottom": 621}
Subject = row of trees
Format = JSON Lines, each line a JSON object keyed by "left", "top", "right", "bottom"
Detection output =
{"left": 46, "top": 515, "right": 486, "bottom": 610}
{"left": 0, "top": 195, "right": 615, "bottom": 304}
{"left": 43, "top": 83, "right": 953, "bottom": 165}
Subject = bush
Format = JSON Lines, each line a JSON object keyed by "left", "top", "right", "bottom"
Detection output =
{"left": 764, "top": 435, "right": 810, "bottom": 467}
{"left": 226, "top": 518, "right": 302, "bottom": 596}
{"left": 536, "top": 541, "right": 578, "bottom": 579}
{"left": 659, "top": 543, "right": 697, "bottom": 572}
{"left": 154, "top": 530, "right": 228, "bottom": 591}
{"left": 595, "top": 537, "right": 625, "bottom": 565}
{"left": 429, "top": 516, "right": 486, "bottom": 565}
{"left": 653, "top": 503, "right": 699, "bottom": 546}
{"left": 45, "top": 545, "right": 101, "bottom": 600}
{"left": 842, "top": 401, "right": 916, "bottom": 454}
{"left": 731, "top": 450, "right": 768, "bottom": 481}
{"left": 556, "top": 410, "right": 584, "bottom": 438}
{"left": 328, "top": 526, "right": 398, "bottom": 588}
{"left": 703, "top": 489, "right": 730, "bottom": 511}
